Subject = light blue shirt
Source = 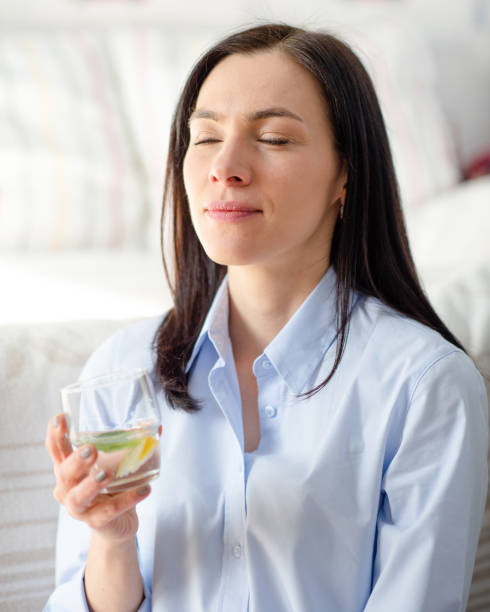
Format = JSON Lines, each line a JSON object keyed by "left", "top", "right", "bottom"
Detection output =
{"left": 45, "top": 267, "right": 488, "bottom": 611}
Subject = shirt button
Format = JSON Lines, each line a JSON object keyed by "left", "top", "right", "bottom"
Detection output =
{"left": 232, "top": 544, "right": 242, "bottom": 559}
{"left": 264, "top": 405, "right": 277, "bottom": 418}
{"left": 262, "top": 359, "right": 272, "bottom": 370}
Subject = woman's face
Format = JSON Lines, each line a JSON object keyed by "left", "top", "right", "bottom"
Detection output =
{"left": 183, "top": 50, "right": 346, "bottom": 273}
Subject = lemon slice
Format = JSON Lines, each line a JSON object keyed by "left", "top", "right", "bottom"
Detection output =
{"left": 116, "top": 437, "right": 158, "bottom": 479}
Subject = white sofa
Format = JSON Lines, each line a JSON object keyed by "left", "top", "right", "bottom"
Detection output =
{"left": 0, "top": 1, "right": 489, "bottom": 609}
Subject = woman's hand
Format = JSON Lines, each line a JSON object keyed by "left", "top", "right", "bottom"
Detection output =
{"left": 46, "top": 413, "right": 150, "bottom": 611}
{"left": 45, "top": 413, "right": 151, "bottom": 543}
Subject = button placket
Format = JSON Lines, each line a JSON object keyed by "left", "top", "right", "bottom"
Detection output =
{"left": 221, "top": 454, "right": 248, "bottom": 609}
{"left": 256, "top": 357, "right": 282, "bottom": 441}
{"left": 263, "top": 404, "right": 277, "bottom": 419}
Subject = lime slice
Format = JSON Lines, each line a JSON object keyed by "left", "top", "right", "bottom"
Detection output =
{"left": 116, "top": 436, "right": 158, "bottom": 478}
{"left": 79, "top": 430, "right": 142, "bottom": 453}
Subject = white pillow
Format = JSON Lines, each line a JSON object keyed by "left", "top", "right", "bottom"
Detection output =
{"left": 404, "top": 175, "right": 490, "bottom": 386}
{"left": 404, "top": 175, "right": 490, "bottom": 279}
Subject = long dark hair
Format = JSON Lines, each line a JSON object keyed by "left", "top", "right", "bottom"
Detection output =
{"left": 154, "top": 23, "right": 464, "bottom": 411}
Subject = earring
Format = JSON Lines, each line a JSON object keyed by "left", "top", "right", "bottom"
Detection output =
{"left": 339, "top": 203, "right": 344, "bottom": 220}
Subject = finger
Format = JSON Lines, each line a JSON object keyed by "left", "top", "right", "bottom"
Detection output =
{"left": 63, "top": 463, "right": 114, "bottom": 514}
{"left": 45, "top": 414, "right": 71, "bottom": 464}
{"left": 56, "top": 443, "right": 98, "bottom": 491}
{"left": 45, "top": 416, "right": 60, "bottom": 463}
{"left": 56, "top": 414, "right": 73, "bottom": 461}
{"left": 84, "top": 484, "right": 152, "bottom": 531}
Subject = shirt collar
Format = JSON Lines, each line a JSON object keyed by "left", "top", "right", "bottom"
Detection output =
{"left": 185, "top": 267, "right": 340, "bottom": 393}
{"left": 261, "top": 266, "right": 339, "bottom": 394}
{"left": 185, "top": 276, "right": 229, "bottom": 374}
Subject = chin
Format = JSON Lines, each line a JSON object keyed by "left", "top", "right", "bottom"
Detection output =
{"left": 203, "top": 246, "right": 261, "bottom": 267}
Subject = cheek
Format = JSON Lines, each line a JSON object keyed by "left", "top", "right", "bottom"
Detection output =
{"left": 270, "top": 160, "right": 325, "bottom": 213}
{"left": 295, "top": 156, "right": 341, "bottom": 209}
{"left": 271, "top": 162, "right": 338, "bottom": 238}
{"left": 182, "top": 154, "right": 202, "bottom": 235}
{"left": 182, "top": 154, "right": 203, "bottom": 217}
{"left": 182, "top": 152, "right": 194, "bottom": 197}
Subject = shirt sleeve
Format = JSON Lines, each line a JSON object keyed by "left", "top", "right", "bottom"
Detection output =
{"left": 365, "top": 350, "right": 488, "bottom": 612}
{"left": 43, "top": 507, "right": 152, "bottom": 611}
{"left": 43, "top": 507, "right": 91, "bottom": 612}
{"left": 44, "top": 326, "right": 154, "bottom": 611}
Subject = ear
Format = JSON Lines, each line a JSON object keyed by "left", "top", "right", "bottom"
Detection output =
{"left": 337, "top": 161, "right": 348, "bottom": 206}
{"left": 335, "top": 166, "right": 348, "bottom": 221}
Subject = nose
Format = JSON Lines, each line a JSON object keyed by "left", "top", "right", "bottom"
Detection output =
{"left": 208, "top": 141, "right": 252, "bottom": 186}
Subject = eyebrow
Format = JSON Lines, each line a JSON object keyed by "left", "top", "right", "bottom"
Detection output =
{"left": 188, "top": 106, "right": 304, "bottom": 124}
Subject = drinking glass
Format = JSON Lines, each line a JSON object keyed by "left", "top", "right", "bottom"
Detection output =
{"left": 61, "top": 369, "right": 161, "bottom": 493}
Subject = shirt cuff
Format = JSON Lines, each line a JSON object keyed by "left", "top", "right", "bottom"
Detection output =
{"left": 82, "top": 569, "right": 152, "bottom": 612}
{"left": 43, "top": 566, "right": 90, "bottom": 611}
{"left": 44, "top": 564, "right": 151, "bottom": 612}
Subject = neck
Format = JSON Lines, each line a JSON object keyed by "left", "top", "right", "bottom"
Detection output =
{"left": 227, "top": 259, "right": 329, "bottom": 363}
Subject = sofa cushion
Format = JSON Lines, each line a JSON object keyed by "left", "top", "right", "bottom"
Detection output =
{"left": 0, "top": 320, "right": 125, "bottom": 609}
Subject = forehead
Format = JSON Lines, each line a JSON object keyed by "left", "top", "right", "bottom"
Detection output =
{"left": 195, "top": 50, "right": 328, "bottom": 120}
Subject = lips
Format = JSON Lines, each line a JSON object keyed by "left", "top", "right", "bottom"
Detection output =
{"left": 204, "top": 201, "right": 261, "bottom": 221}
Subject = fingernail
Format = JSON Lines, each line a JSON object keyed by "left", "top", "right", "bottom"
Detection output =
{"left": 94, "top": 469, "right": 107, "bottom": 483}
{"left": 54, "top": 416, "right": 60, "bottom": 428}
{"left": 79, "top": 446, "right": 92, "bottom": 460}
{"left": 137, "top": 485, "right": 150, "bottom": 496}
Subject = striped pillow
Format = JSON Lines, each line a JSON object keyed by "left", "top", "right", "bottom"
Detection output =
{"left": 0, "top": 30, "right": 147, "bottom": 250}
{"left": 339, "top": 17, "right": 460, "bottom": 208}
{"left": 105, "top": 26, "right": 221, "bottom": 251}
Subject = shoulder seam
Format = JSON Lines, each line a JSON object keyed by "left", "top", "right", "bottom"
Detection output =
{"left": 407, "top": 348, "right": 463, "bottom": 406}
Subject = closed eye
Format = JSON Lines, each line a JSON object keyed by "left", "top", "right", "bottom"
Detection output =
{"left": 193, "top": 138, "right": 221, "bottom": 145}
{"left": 258, "top": 137, "right": 290, "bottom": 145}
{"left": 193, "top": 136, "right": 290, "bottom": 146}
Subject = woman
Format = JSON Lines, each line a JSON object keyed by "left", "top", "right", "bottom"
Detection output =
{"left": 45, "top": 24, "right": 488, "bottom": 611}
